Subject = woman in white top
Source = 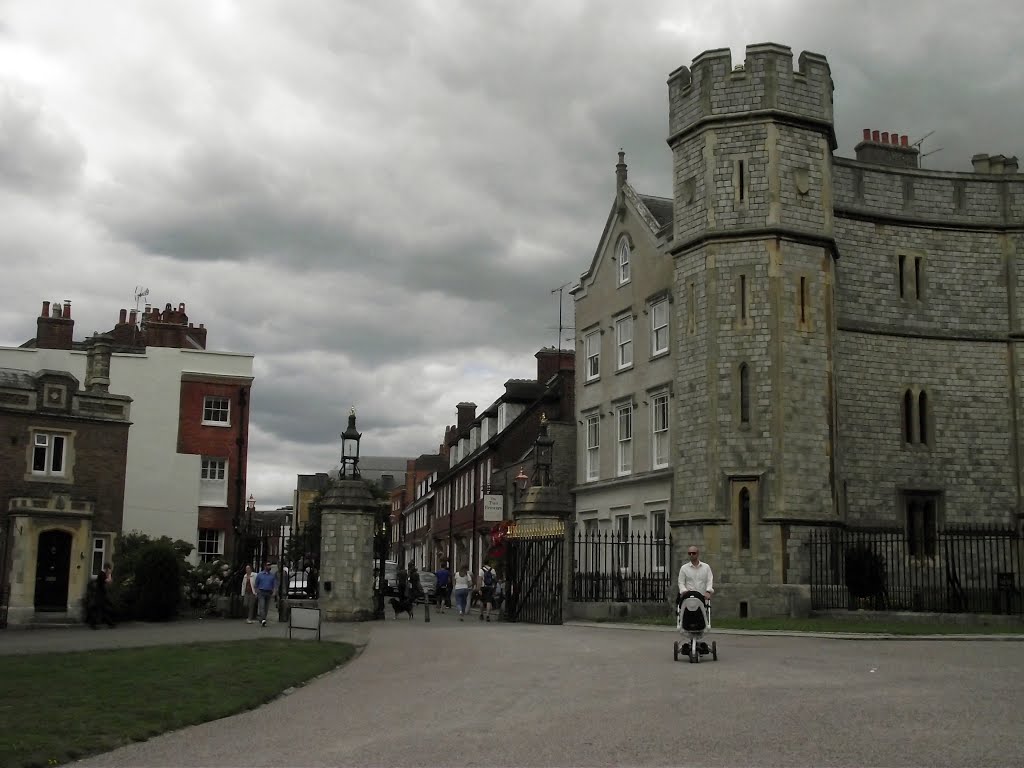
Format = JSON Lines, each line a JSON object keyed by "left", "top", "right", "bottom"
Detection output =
{"left": 452, "top": 565, "right": 474, "bottom": 621}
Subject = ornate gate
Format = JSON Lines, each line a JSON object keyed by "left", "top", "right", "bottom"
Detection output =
{"left": 503, "top": 524, "right": 565, "bottom": 625}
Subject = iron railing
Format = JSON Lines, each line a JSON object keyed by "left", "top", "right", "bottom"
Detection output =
{"left": 810, "top": 525, "right": 1023, "bottom": 615}
{"left": 571, "top": 531, "right": 672, "bottom": 603}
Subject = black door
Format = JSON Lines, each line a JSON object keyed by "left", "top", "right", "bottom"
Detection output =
{"left": 34, "top": 530, "right": 72, "bottom": 611}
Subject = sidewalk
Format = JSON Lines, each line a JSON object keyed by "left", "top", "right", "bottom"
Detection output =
{"left": 0, "top": 615, "right": 371, "bottom": 656}
{"left": 564, "top": 618, "right": 1024, "bottom": 641}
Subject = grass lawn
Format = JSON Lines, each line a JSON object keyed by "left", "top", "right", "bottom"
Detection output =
{"left": 593, "top": 615, "right": 1024, "bottom": 634}
{"left": 0, "top": 639, "right": 356, "bottom": 768}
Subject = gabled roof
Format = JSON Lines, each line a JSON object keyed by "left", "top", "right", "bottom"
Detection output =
{"left": 571, "top": 182, "right": 672, "bottom": 298}
{"left": 637, "top": 194, "right": 673, "bottom": 230}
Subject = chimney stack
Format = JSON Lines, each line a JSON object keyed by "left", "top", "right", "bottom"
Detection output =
{"left": 456, "top": 402, "right": 477, "bottom": 430}
{"left": 855, "top": 128, "right": 920, "bottom": 169}
{"left": 35, "top": 298, "right": 75, "bottom": 349}
{"left": 84, "top": 333, "right": 113, "bottom": 393}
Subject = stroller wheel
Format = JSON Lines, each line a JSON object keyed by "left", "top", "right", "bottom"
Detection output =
{"left": 673, "top": 641, "right": 679, "bottom": 662}
{"left": 712, "top": 641, "right": 718, "bottom": 661}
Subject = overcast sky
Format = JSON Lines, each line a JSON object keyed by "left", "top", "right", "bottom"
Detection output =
{"left": 1, "top": 0, "right": 1021, "bottom": 508}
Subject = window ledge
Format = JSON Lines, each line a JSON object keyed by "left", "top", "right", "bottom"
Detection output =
{"left": 650, "top": 350, "right": 669, "bottom": 361}
{"left": 615, "top": 365, "right": 635, "bottom": 375}
{"left": 201, "top": 420, "right": 231, "bottom": 428}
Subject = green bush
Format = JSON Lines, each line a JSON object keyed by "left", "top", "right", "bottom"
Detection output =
{"left": 111, "top": 532, "right": 194, "bottom": 621}
{"left": 134, "top": 542, "right": 184, "bottom": 621}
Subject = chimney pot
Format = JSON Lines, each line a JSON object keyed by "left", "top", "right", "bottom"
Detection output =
{"left": 872, "top": 130, "right": 880, "bottom": 142}
{"left": 128, "top": 309, "right": 137, "bottom": 325}
{"left": 41, "top": 301, "right": 50, "bottom": 317}
{"left": 119, "top": 308, "right": 127, "bottom": 324}
{"left": 862, "top": 128, "right": 870, "bottom": 140}
{"left": 63, "top": 300, "right": 70, "bottom": 318}
{"left": 901, "top": 135, "right": 909, "bottom": 147}
{"left": 881, "top": 132, "right": 889, "bottom": 144}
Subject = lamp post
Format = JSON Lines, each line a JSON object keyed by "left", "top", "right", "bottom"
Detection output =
{"left": 341, "top": 406, "right": 362, "bottom": 479}
{"left": 513, "top": 466, "right": 529, "bottom": 501}
{"left": 246, "top": 494, "right": 256, "bottom": 526}
{"left": 533, "top": 413, "right": 554, "bottom": 487}
{"left": 375, "top": 505, "right": 387, "bottom": 620}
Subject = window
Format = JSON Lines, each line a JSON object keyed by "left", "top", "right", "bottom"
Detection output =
{"left": 32, "top": 432, "right": 67, "bottom": 476}
{"left": 739, "top": 488, "right": 751, "bottom": 550}
{"left": 652, "top": 391, "right": 669, "bottom": 469}
{"left": 197, "top": 529, "right": 224, "bottom": 563}
{"left": 914, "top": 256, "right": 923, "bottom": 299}
{"left": 898, "top": 255, "right": 906, "bottom": 298}
{"left": 615, "top": 514, "right": 630, "bottom": 569}
{"left": 615, "top": 315, "right": 633, "bottom": 370}
{"left": 687, "top": 282, "right": 696, "bottom": 335}
{"left": 92, "top": 537, "right": 106, "bottom": 576}
{"left": 616, "top": 403, "right": 633, "bottom": 476}
{"left": 906, "top": 494, "right": 938, "bottom": 558}
{"left": 918, "top": 391, "right": 928, "bottom": 445}
{"left": 586, "top": 414, "right": 600, "bottom": 481}
{"left": 652, "top": 512, "right": 667, "bottom": 570}
{"left": 202, "top": 396, "right": 230, "bottom": 426}
{"left": 899, "top": 255, "right": 925, "bottom": 300}
{"left": 618, "top": 239, "right": 631, "bottom": 285}
{"left": 651, "top": 299, "right": 669, "bottom": 356}
{"left": 739, "top": 364, "right": 750, "bottom": 425}
{"left": 903, "top": 388, "right": 931, "bottom": 446}
{"left": 585, "top": 331, "right": 600, "bottom": 381}
{"left": 799, "top": 276, "right": 807, "bottom": 325}
{"left": 739, "top": 274, "right": 748, "bottom": 320}
{"left": 200, "top": 458, "right": 228, "bottom": 506}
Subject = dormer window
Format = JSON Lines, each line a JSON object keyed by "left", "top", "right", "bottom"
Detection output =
{"left": 618, "top": 239, "right": 631, "bottom": 285}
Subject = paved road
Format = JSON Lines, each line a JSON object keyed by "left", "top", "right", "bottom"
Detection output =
{"left": 44, "top": 610, "right": 1024, "bottom": 768}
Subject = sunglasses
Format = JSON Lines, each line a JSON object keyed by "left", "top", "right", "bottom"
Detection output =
{"left": 688, "top": 552, "right": 699, "bottom": 556}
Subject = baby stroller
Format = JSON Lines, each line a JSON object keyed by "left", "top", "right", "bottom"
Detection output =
{"left": 673, "top": 591, "right": 718, "bottom": 663}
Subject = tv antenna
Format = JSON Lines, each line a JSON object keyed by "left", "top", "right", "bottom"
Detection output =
{"left": 911, "top": 131, "right": 943, "bottom": 168}
{"left": 133, "top": 286, "right": 149, "bottom": 314}
{"left": 549, "top": 282, "right": 575, "bottom": 351}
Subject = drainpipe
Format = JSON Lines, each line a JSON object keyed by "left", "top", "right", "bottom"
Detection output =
{"left": 234, "top": 386, "right": 249, "bottom": 560}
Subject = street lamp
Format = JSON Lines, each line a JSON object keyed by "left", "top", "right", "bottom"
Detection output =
{"left": 246, "top": 494, "right": 256, "bottom": 526}
{"left": 514, "top": 466, "right": 530, "bottom": 499}
{"left": 533, "top": 413, "right": 554, "bottom": 487}
{"left": 341, "top": 406, "right": 362, "bottom": 479}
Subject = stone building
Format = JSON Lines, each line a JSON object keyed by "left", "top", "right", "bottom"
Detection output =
{"left": 0, "top": 335, "right": 131, "bottom": 626}
{"left": 573, "top": 42, "right": 1022, "bottom": 617}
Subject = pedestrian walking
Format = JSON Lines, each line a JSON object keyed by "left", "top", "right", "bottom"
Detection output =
{"left": 254, "top": 561, "right": 277, "bottom": 627}
{"left": 240, "top": 564, "right": 258, "bottom": 623}
{"left": 435, "top": 561, "right": 451, "bottom": 613}
{"left": 478, "top": 560, "right": 497, "bottom": 622}
{"left": 452, "top": 564, "right": 473, "bottom": 621}
{"left": 88, "top": 563, "right": 115, "bottom": 629}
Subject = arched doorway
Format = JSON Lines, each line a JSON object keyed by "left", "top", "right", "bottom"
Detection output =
{"left": 34, "top": 530, "right": 72, "bottom": 612}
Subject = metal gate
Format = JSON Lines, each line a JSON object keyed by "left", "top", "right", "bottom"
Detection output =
{"left": 503, "top": 525, "right": 565, "bottom": 625}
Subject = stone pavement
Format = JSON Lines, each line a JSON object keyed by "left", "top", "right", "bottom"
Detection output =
{"left": 3, "top": 608, "right": 1011, "bottom": 767}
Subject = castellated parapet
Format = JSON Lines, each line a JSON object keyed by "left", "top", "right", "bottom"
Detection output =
{"left": 667, "top": 43, "right": 834, "bottom": 145}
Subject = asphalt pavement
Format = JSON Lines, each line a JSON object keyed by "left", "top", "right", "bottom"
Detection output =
{"left": 14, "top": 607, "right": 1016, "bottom": 767}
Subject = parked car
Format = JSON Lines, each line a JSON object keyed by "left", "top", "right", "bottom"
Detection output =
{"left": 287, "top": 568, "right": 319, "bottom": 599}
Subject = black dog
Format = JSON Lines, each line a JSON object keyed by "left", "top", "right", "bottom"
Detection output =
{"left": 389, "top": 596, "right": 414, "bottom": 619}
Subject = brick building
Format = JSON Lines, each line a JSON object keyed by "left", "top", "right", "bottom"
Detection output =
{"left": 0, "top": 300, "right": 254, "bottom": 563}
{"left": 400, "top": 347, "right": 575, "bottom": 574}
{"left": 0, "top": 334, "right": 131, "bottom": 626}
{"left": 573, "top": 42, "right": 1022, "bottom": 616}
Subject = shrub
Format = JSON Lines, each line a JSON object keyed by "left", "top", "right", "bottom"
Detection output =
{"left": 134, "top": 542, "right": 184, "bottom": 621}
{"left": 111, "top": 531, "right": 194, "bottom": 620}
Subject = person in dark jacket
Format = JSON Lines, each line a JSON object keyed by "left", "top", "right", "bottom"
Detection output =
{"left": 89, "top": 563, "right": 115, "bottom": 629}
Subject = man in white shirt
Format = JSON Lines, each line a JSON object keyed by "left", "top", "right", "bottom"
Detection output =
{"left": 678, "top": 545, "right": 714, "bottom": 634}
{"left": 678, "top": 545, "right": 714, "bottom": 600}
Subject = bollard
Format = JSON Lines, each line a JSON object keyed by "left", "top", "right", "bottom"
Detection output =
{"left": 424, "top": 597, "right": 430, "bottom": 622}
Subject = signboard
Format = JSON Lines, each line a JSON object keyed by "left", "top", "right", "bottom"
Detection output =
{"left": 483, "top": 494, "right": 504, "bottom": 522}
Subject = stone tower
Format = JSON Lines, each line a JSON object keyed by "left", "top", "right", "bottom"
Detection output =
{"left": 668, "top": 43, "right": 840, "bottom": 616}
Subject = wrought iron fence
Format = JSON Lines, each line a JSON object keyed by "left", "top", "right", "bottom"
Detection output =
{"left": 810, "top": 525, "right": 1023, "bottom": 615}
{"left": 571, "top": 531, "right": 672, "bottom": 603}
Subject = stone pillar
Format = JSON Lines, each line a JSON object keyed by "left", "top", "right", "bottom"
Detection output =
{"left": 318, "top": 478, "right": 378, "bottom": 621}
{"left": 514, "top": 485, "right": 573, "bottom": 617}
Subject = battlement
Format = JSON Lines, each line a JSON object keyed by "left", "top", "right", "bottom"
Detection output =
{"left": 668, "top": 43, "right": 834, "bottom": 146}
